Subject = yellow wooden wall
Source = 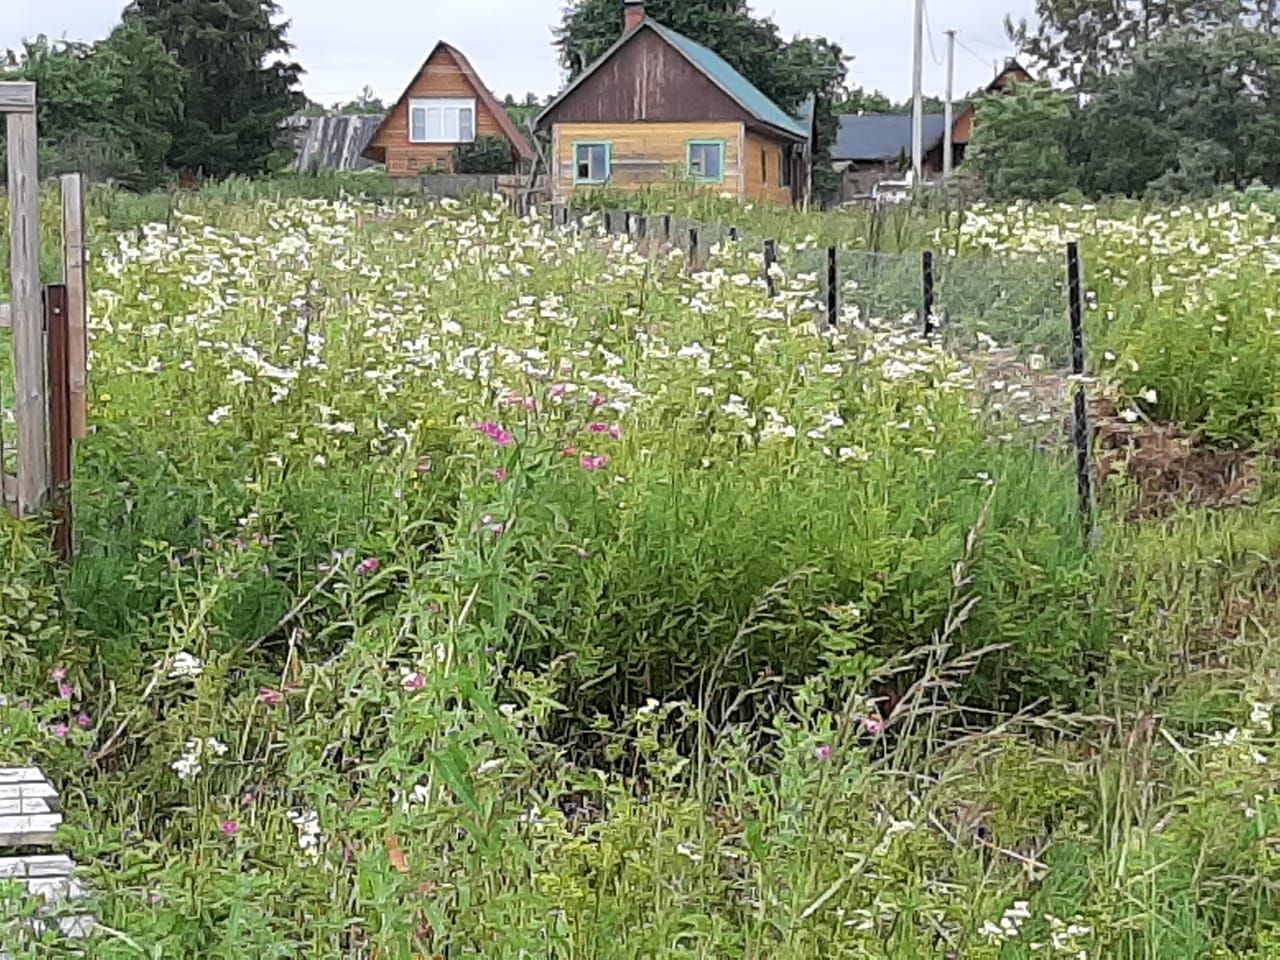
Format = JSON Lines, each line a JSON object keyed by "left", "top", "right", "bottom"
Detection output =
{"left": 551, "top": 121, "right": 746, "bottom": 200}
{"left": 369, "top": 47, "right": 509, "bottom": 177}
{"left": 743, "top": 130, "right": 794, "bottom": 205}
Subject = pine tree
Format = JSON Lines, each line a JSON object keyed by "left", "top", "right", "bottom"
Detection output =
{"left": 123, "top": 0, "right": 304, "bottom": 178}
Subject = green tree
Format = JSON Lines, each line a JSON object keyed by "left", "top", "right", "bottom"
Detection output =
{"left": 555, "top": 0, "right": 848, "bottom": 199}
{"left": 1077, "top": 27, "right": 1280, "bottom": 196}
{"left": 1, "top": 22, "right": 181, "bottom": 188}
{"left": 123, "top": 0, "right": 305, "bottom": 178}
{"left": 967, "top": 81, "right": 1078, "bottom": 201}
{"left": 1007, "top": 0, "right": 1276, "bottom": 88}
{"left": 332, "top": 85, "right": 385, "bottom": 115}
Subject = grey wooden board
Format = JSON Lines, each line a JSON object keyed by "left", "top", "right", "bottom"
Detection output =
{"left": 0, "top": 811, "right": 61, "bottom": 846}
{"left": 0, "top": 303, "right": 9, "bottom": 328}
{"left": 0, "top": 855, "right": 74, "bottom": 879}
{"left": 0, "top": 798, "right": 51, "bottom": 816}
{"left": 0, "top": 82, "right": 35, "bottom": 113}
{"left": 0, "top": 783, "right": 59, "bottom": 809}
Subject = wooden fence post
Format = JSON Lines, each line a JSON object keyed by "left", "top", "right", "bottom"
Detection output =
{"left": 6, "top": 90, "right": 49, "bottom": 518}
{"left": 62, "top": 173, "right": 88, "bottom": 441}
{"left": 688, "top": 228, "right": 699, "bottom": 271}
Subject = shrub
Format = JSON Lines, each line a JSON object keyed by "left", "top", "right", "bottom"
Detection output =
{"left": 452, "top": 135, "right": 515, "bottom": 174}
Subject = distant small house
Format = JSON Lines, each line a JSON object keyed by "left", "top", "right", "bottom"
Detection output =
{"left": 832, "top": 60, "right": 1032, "bottom": 200}
{"left": 534, "top": 0, "right": 814, "bottom": 206}
{"left": 362, "top": 42, "right": 535, "bottom": 177}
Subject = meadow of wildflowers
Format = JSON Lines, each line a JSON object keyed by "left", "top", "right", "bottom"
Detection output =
{"left": 0, "top": 186, "right": 1279, "bottom": 957}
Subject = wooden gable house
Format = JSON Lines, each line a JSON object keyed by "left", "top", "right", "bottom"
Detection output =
{"left": 535, "top": 1, "right": 813, "bottom": 206}
{"left": 362, "top": 42, "right": 535, "bottom": 177}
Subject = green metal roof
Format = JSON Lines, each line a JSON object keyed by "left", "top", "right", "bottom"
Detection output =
{"left": 647, "top": 22, "right": 809, "bottom": 140}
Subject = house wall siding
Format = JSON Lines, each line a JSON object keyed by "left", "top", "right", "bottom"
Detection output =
{"left": 744, "top": 130, "right": 795, "bottom": 205}
{"left": 368, "top": 47, "right": 511, "bottom": 177}
{"left": 542, "top": 31, "right": 757, "bottom": 127}
{"left": 551, "top": 121, "right": 744, "bottom": 201}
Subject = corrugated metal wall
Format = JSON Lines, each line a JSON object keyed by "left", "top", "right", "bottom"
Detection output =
{"left": 288, "top": 115, "right": 384, "bottom": 173}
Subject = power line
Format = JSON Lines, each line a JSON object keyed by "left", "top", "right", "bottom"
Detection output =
{"left": 921, "top": 0, "right": 946, "bottom": 66}
{"left": 956, "top": 37, "right": 998, "bottom": 72}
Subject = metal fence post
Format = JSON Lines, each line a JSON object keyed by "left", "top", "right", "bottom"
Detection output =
{"left": 45, "top": 284, "right": 72, "bottom": 561}
{"left": 922, "top": 250, "right": 935, "bottom": 337}
{"left": 827, "top": 246, "right": 838, "bottom": 329}
{"left": 764, "top": 240, "right": 778, "bottom": 298}
{"left": 1067, "top": 241, "right": 1094, "bottom": 537}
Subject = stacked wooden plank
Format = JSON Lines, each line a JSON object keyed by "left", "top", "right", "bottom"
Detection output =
{"left": 0, "top": 767, "right": 93, "bottom": 950}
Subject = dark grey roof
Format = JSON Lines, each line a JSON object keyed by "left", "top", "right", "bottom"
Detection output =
{"left": 833, "top": 113, "right": 948, "bottom": 163}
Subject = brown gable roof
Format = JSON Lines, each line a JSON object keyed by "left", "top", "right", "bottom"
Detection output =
{"left": 362, "top": 42, "right": 534, "bottom": 163}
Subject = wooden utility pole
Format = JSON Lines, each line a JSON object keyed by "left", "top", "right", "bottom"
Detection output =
{"left": 943, "top": 31, "right": 957, "bottom": 179}
{"left": 911, "top": 0, "right": 925, "bottom": 185}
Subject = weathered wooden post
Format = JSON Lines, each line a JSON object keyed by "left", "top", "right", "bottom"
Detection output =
{"left": 1, "top": 81, "right": 49, "bottom": 518}
{"left": 62, "top": 173, "right": 88, "bottom": 441}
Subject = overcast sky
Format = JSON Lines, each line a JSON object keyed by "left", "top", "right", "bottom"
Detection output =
{"left": 3, "top": 0, "right": 1037, "bottom": 106}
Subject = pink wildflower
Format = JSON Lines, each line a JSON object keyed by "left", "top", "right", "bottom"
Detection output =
{"left": 589, "top": 393, "right": 607, "bottom": 407}
{"left": 863, "top": 716, "right": 884, "bottom": 735}
{"left": 51, "top": 724, "right": 70, "bottom": 739}
{"left": 401, "top": 671, "right": 426, "bottom": 691}
{"left": 581, "top": 454, "right": 610, "bottom": 472}
{"left": 562, "top": 446, "right": 578, "bottom": 456}
{"left": 587, "top": 423, "right": 623, "bottom": 440}
{"left": 549, "top": 383, "right": 569, "bottom": 399}
{"left": 50, "top": 667, "right": 67, "bottom": 681}
{"left": 474, "top": 421, "right": 514, "bottom": 446}
{"left": 258, "top": 687, "right": 284, "bottom": 707}
{"left": 355, "top": 557, "right": 381, "bottom": 576}
{"left": 75, "top": 713, "right": 92, "bottom": 728}
{"left": 493, "top": 467, "right": 508, "bottom": 482}
{"left": 415, "top": 457, "right": 433, "bottom": 475}
{"left": 221, "top": 820, "right": 239, "bottom": 837}
{"left": 58, "top": 684, "right": 75, "bottom": 701}
{"left": 815, "top": 745, "right": 833, "bottom": 761}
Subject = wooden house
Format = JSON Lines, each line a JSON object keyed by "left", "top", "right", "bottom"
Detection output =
{"left": 831, "top": 60, "right": 1033, "bottom": 199}
{"left": 362, "top": 42, "right": 535, "bottom": 177}
{"left": 534, "top": 0, "right": 813, "bottom": 206}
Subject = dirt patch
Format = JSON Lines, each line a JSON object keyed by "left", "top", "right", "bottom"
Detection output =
{"left": 1092, "top": 399, "right": 1263, "bottom": 519}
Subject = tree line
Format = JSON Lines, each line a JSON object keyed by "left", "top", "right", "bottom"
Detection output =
{"left": 5, "top": 0, "right": 1271, "bottom": 202}
{"left": 969, "top": 0, "right": 1279, "bottom": 200}
{"left": 2, "top": 0, "right": 302, "bottom": 189}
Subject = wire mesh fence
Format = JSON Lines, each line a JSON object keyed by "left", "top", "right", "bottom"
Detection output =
{"left": 555, "top": 202, "right": 1092, "bottom": 520}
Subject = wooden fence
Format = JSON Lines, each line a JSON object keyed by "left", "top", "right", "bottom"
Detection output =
{"left": 1, "top": 81, "right": 88, "bottom": 558}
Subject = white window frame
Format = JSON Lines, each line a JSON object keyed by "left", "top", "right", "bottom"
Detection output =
{"left": 408, "top": 97, "right": 477, "bottom": 144}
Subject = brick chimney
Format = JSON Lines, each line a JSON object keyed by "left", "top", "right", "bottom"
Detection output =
{"left": 624, "top": 0, "right": 646, "bottom": 32}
